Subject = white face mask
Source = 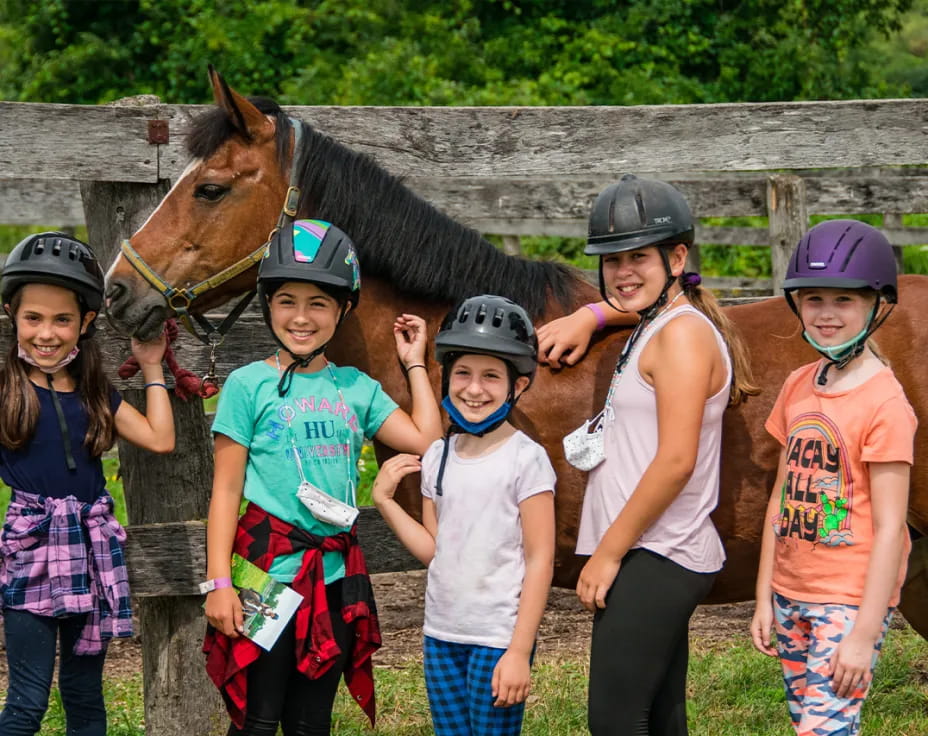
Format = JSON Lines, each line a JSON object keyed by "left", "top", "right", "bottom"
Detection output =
{"left": 17, "top": 344, "right": 80, "bottom": 374}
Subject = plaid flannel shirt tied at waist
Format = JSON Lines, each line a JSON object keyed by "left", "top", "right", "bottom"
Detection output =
{"left": 0, "top": 489, "right": 133, "bottom": 655}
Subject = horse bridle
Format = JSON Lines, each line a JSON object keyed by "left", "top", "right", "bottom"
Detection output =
{"left": 119, "top": 118, "right": 306, "bottom": 387}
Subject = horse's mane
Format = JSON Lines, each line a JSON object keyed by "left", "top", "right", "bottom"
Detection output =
{"left": 187, "top": 98, "right": 585, "bottom": 319}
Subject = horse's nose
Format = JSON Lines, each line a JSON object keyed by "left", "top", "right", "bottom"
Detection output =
{"left": 105, "top": 278, "right": 128, "bottom": 314}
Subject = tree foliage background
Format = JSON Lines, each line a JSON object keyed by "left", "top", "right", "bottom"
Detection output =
{"left": 0, "top": 0, "right": 924, "bottom": 107}
{"left": 1, "top": 0, "right": 926, "bottom": 273}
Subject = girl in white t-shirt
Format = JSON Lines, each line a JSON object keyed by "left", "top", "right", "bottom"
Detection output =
{"left": 373, "top": 294, "right": 556, "bottom": 736}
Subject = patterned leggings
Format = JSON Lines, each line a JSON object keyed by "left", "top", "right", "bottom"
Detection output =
{"left": 423, "top": 636, "right": 528, "bottom": 736}
{"left": 773, "top": 593, "right": 892, "bottom": 736}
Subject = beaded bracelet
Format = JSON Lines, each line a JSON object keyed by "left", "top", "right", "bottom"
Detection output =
{"left": 583, "top": 303, "right": 607, "bottom": 331}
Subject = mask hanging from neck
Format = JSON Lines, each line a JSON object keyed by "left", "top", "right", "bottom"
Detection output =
{"left": 18, "top": 344, "right": 80, "bottom": 374}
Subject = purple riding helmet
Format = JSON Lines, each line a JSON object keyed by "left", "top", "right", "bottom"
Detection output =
{"left": 782, "top": 219, "right": 898, "bottom": 383}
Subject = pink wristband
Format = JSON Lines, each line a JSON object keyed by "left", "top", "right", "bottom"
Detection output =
{"left": 583, "top": 302, "right": 606, "bottom": 331}
{"left": 198, "top": 577, "right": 233, "bottom": 594}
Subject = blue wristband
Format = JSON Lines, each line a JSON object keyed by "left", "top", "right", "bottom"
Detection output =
{"left": 144, "top": 382, "right": 168, "bottom": 389}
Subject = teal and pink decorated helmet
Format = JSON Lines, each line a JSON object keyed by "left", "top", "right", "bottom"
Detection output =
{"left": 258, "top": 219, "right": 361, "bottom": 311}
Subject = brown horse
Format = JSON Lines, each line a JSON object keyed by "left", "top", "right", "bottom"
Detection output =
{"left": 104, "top": 70, "right": 928, "bottom": 634}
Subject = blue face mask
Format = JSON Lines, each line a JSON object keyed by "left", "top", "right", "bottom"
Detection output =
{"left": 441, "top": 396, "right": 512, "bottom": 436}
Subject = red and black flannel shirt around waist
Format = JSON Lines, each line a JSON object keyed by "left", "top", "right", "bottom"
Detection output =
{"left": 203, "top": 502, "right": 381, "bottom": 729}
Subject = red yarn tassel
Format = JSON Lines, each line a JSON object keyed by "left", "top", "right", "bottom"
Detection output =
{"left": 116, "top": 319, "right": 218, "bottom": 400}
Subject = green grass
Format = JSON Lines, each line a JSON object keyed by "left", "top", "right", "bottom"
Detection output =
{"left": 326, "top": 627, "right": 928, "bottom": 735}
{"left": 4, "top": 625, "right": 926, "bottom": 734}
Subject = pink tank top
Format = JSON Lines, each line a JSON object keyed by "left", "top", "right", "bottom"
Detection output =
{"left": 575, "top": 305, "right": 730, "bottom": 573}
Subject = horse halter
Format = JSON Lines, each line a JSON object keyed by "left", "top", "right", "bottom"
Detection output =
{"left": 119, "top": 119, "right": 306, "bottom": 389}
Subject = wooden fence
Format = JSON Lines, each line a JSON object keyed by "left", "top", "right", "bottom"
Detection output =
{"left": 1, "top": 96, "right": 927, "bottom": 733}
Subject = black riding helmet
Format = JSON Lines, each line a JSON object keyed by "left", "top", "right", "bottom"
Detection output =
{"left": 1, "top": 231, "right": 105, "bottom": 338}
{"left": 433, "top": 294, "right": 538, "bottom": 495}
{"left": 435, "top": 294, "right": 538, "bottom": 395}
{"left": 258, "top": 219, "right": 361, "bottom": 395}
{"left": 586, "top": 174, "right": 694, "bottom": 315}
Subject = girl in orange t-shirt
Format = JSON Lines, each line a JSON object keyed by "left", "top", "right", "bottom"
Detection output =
{"left": 751, "top": 220, "right": 917, "bottom": 736}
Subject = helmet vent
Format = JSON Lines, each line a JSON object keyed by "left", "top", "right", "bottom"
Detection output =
{"left": 607, "top": 196, "right": 616, "bottom": 233}
{"left": 491, "top": 307, "right": 504, "bottom": 327}
{"left": 475, "top": 303, "right": 488, "bottom": 324}
{"left": 840, "top": 236, "right": 864, "bottom": 273}
{"left": 634, "top": 192, "right": 646, "bottom": 227}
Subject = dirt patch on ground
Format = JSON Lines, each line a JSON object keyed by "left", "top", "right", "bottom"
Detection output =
{"left": 370, "top": 570, "right": 756, "bottom": 667}
{"left": 0, "top": 569, "right": 909, "bottom": 688}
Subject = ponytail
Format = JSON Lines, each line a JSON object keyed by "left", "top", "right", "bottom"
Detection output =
{"left": 681, "top": 276, "right": 759, "bottom": 407}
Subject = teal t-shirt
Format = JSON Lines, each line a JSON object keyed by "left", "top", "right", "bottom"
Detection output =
{"left": 212, "top": 360, "right": 399, "bottom": 584}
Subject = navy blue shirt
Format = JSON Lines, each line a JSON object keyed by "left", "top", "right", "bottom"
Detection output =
{"left": 0, "top": 385, "right": 122, "bottom": 503}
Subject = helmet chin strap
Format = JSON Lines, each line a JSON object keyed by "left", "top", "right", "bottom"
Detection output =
{"left": 598, "top": 248, "right": 679, "bottom": 319}
{"left": 274, "top": 304, "right": 348, "bottom": 397}
{"left": 434, "top": 377, "right": 524, "bottom": 496}
{"left": 805, "top": 300, "right": 895, "bottom": 385}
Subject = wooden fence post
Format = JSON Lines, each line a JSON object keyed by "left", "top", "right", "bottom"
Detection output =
{"left": 766, "top": 175, "right": 808, "bottom": 293}
{"left": 79, "top": 179, "right": 227, "bottom": 735}
{"left": 883, "top": 212, "right": 906, "bottom": 273}
{"left": 686, "top": 244, "right": 701, "bottom": 274}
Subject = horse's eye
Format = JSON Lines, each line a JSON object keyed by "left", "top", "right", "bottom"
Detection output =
{"left": 195, "top": 184, "right": 229, "bottom": 202}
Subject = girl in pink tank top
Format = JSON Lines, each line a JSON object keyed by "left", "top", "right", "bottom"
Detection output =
{"left": 537, "top": 175, "right": 758, "bottom": 736}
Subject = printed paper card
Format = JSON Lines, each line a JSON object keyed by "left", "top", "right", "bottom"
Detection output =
{"left": 230, "top": 553, "right": 304, "bottom": 651}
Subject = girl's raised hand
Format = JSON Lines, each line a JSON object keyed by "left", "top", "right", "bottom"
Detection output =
{"left": 130, "top": 332, "right": 168, "bottom": 367}
{"left": 372, "top": 453, "right": 422, "bottom": 507}
{"left": 393, "top": 313, "right": 428, "bottom": 368}
{"left": 537, "top": 309, "right": 597, "bottom": 367}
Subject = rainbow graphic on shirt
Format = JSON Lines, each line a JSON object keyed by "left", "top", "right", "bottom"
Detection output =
{"left": 777, "top": 412, "right": 855, "bottom": 547}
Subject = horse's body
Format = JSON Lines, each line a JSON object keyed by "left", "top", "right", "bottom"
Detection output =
{"left": 104, "top": 71, "right": 928, "bottom": 631}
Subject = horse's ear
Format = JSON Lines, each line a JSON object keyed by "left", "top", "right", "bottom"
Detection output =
{"left": 207, "top": 64, "right": 273, "bottom": 142}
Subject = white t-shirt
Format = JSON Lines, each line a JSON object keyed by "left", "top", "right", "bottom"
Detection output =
{"left": 420, "top": 430, "right": 556, "bottom": 649}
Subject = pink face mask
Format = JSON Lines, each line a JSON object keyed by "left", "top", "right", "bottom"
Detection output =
{"left": 17, "top": 344, "right": 80, "bottom": 374}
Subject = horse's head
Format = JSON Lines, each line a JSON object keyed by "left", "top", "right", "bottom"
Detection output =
{"left": 105, "top": 67, "right": 292, "bottom": 340}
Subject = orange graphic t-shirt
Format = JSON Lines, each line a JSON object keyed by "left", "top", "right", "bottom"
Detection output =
{"left": 765, "top": 361, "right": 916, "bottom": 607}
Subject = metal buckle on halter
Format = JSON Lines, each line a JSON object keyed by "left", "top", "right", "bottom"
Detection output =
{"left": 166, "top": 290, "right": 193, "bottom": 314}
{"left": 282, "top": 186, "right": 301, "bottom": 217}
{"left": 200, "top": 333, "right": 223, "bottom": 393}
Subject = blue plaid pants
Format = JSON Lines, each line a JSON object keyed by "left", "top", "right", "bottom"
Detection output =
{"left": 424, "top": 636, "right": 527, "bottom": 735}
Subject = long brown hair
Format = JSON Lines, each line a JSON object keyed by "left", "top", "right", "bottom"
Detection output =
{"left": 0, "top": 289, "right": 117, "bottom": 457}
{"left": 683, "top": 280, "right": 760, "bottom": 406}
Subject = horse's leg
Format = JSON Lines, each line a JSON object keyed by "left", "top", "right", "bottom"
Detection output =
{"left": 899, "top": 533, "right": 928, "bottom": 641}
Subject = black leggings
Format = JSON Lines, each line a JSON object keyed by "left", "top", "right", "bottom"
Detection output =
{"left": 587, "top": 548, "right": 717, "bottom": 736}
{"left": 229, "top": 580, "right": 354, "bottom": 736}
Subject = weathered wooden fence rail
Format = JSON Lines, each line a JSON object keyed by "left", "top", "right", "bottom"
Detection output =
{"left": 5, "top": 171, "right": 928, "bottom": 239}
{"left": 1, "top": 96, "right": 927, "bottom": 734}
